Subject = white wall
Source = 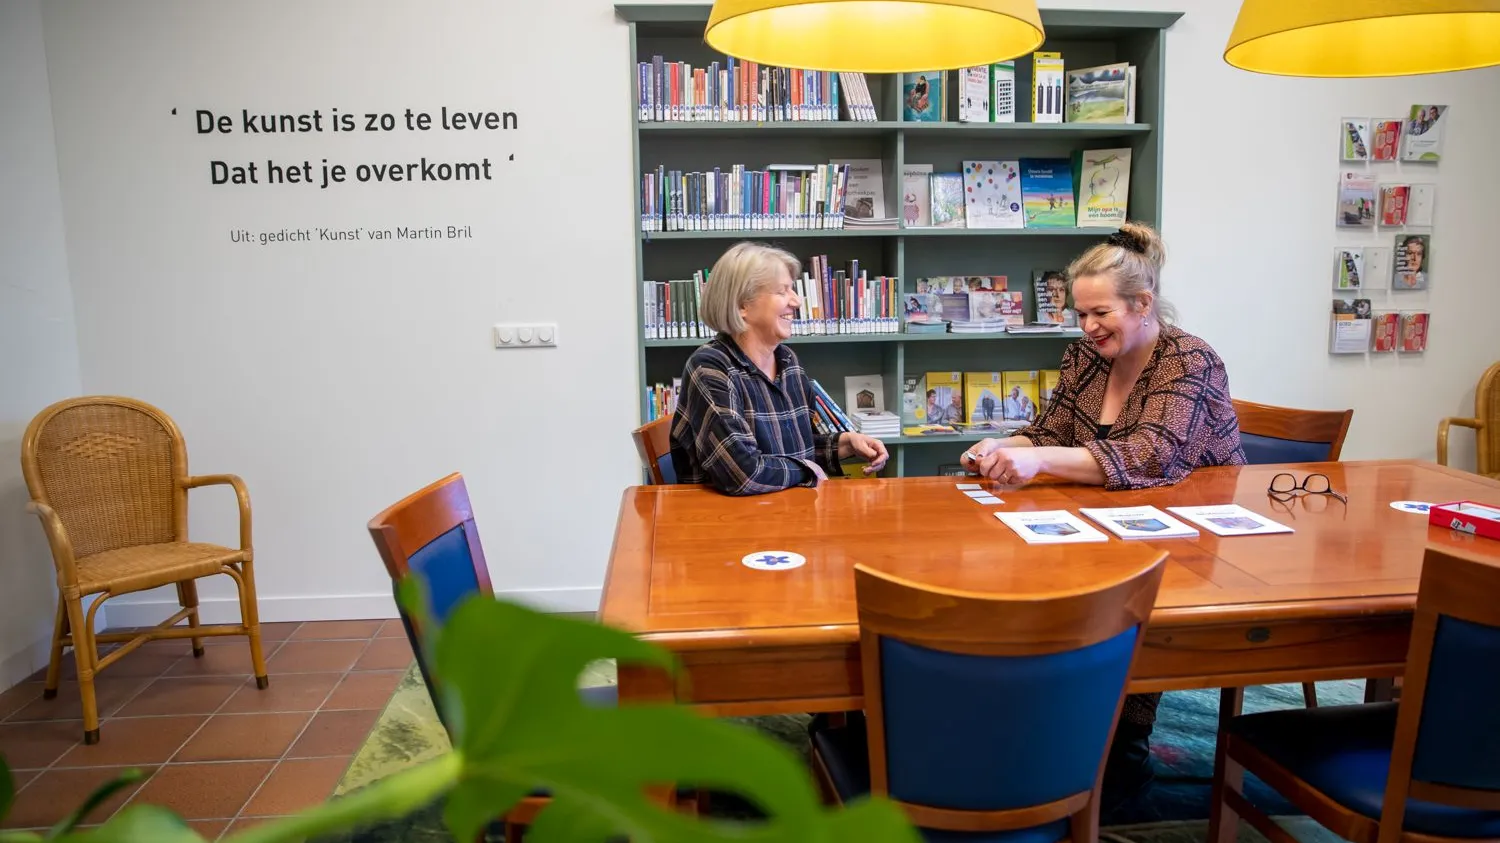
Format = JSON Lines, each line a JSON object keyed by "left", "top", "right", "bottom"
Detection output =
{"left": 1, "top": 0, "right": 85, "bottom": 688}
{"left": 32, "top": 0, "right": 1500, "bottom": 631}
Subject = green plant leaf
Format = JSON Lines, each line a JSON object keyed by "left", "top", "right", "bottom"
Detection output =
{"left": 48, "top": 804, "right": 205, "bottom": 843}
{"left": 45, "top": 769, "right": 146, "bottom": 838}
{"left": 1, "top": 754, "right": 13, "bottom": 824}
{"left": 425, "top": 592, "right": 920, "bottom": 843}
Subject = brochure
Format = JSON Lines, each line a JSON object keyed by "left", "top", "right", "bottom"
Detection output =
{"left": 1079, "top": 505, "right": 1200, "bottom": 540}
{"left": 1165, "top": 504, "right": 1294, "bottom": 537}
{"left": 994, "top": 510, "right": 1110, "bottom": 544}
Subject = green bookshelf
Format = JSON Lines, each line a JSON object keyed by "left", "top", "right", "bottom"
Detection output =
{"left": 617, "top": 4, "right": 1180, "bottom": 479}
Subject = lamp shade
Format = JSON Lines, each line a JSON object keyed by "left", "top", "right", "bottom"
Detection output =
{"left": 1225, "top": 0, "right": 1500, "bottom": 77}
{"left": 704, "top": 0, "right": 1045, "bottom": 73}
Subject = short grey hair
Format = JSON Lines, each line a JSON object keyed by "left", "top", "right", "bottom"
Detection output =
{"left": 700, "top": 241, "right": 802, "bottom": 336}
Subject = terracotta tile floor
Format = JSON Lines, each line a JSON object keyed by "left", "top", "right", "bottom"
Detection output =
{"left": 0, "top": 619, "right": 410, "bottom": 839}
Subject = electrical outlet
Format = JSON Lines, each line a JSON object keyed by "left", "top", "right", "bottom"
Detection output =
{"left": 493, "top": 323, "right": 557, "bottom": 348}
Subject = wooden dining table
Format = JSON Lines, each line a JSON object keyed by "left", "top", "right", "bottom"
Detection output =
{"left": 598, "top": 459, "right": 1500, "bottom": 717}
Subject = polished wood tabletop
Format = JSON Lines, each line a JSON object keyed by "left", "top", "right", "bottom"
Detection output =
{"left": 599, "top": 460, "right": 1500, "bottom": 712}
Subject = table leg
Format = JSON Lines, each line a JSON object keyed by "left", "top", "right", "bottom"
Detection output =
{"left": 1208, "top": 686, "right": 1245, "bottom": 843}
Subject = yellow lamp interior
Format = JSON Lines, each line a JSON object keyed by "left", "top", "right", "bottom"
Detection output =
{"left": 1226, "top": 12, "right": 1500, "bottom": 77}
{"left": 704, "top": 1, "right": 1045, "bottom": 73}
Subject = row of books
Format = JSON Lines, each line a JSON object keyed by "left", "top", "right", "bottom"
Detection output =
{"left": 904, "top": 273, "right": 1080, "bottom": 332}
{"left": 1337, "top": 173, "right": 1436, "bottom": 228}
{"left": 1334, "top": 236, "right": 1430, "bottom": 291}
{"left": 640, "top": 163, "right": 850, "bottom": 232}
{"left": 635, "top": 55, "right": 877, "bottom": 123}
{"left": 902, "top": 150, "right": 1130, "bottom": 230}
{"left": 899, "top": 56, "right": 1137, "bottom": 125}
{"left": 643, "top": 257, "right": 901, "bottom": 341}
{"left": 1329, "top": 301, "right": 1430, "bottom": 354}
{"left": 909, "top": 370, "right": 1059, "bottom": 433}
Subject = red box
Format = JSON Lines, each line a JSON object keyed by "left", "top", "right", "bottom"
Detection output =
{"left": 1429, "top": 500, "right": 1500, "bottom": 542}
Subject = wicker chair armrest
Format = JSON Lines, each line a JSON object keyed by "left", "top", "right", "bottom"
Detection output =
{"left": 183, "top": 474, "right": 253, "bottom": 552}
{"left": 25, "top": 500, "right": 80, "bottom": 583}
{"left": 1437, "top": 417, "right": 1482, "bottom": 466}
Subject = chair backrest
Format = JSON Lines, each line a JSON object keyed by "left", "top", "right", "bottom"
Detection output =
{"left": 366, "top": 472, "right": 493, "bottom": 727}
{"left": 1380, "top": 546, "right": 1500, "bottom": 827}
{"left": 631, "top": 415, "right": 675, "bottom": 485}
{"left": 21, "top": 396, "right": 189, "bottom": 560}
{"left": 1473, "top": 362, "right": 1500, "bottom": 475}
{"left": 852, "top": 554, "right": 1166, "bottom": 836}
{"left": 1232, "top": 398, "right": 1353, "bottom": 465}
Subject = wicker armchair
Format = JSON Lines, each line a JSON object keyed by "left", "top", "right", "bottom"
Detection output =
{"left": 20, "top": 396, "right": 269, "bottom": 744}
{"left": 1437, "top": 361, "right": 1500, "bottom": 480}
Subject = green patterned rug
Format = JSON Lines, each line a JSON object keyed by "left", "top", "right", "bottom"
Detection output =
{"left": 316, "top": 662, "right": 1354, "bottom": 843}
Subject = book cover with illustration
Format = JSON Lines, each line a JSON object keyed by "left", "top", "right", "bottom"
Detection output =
{"left": 958, "top": 65, "right": 990, "bottom": 123}
{"left": 835, "top": 158, "right": 887, "bottom": 219}
{"left": 1401, "top": 104, "right": 1446, "bottom": 162}
{"left": 1371, "top": 312, "right": 1399, "bottom": 352}
{"left": 1001, "top": 370, "right": 1040, "bottom": 423}
{"left": 901, "top": 375, "right": 926, "bottom": 425}
{"left": 963, "top": 372, "right": 1005, "bottom": 426}
{"left": 1019, "top": 159, "right": 1075, "bottom": 228}
{"left": 1371, "top": 119, "right": 1402, "bottom": 160}
{"left": 1340, "top": 118, "right": 1370, "bottom": 161}
{"left": 929, "top": 172, "right": 965, "bottom": 227}
{"left": 961, "top": 160, "right": 1024, "bottom": 228}
{"left": 1399, "top": 312, "right": 1430, "bottom": 352}
{"left": 924, "top": 371, "right": 964, "bottom": 425}
{"left": 990, "top": 61, "right": 1016, "bottom": 122}
{"left": 1335, "top": 248, "right": 1363, "bottom": 290}
{"left": 901, "top": 163, "right": 934, "bottom": 227}
{"left": 1337, "top": 172, "right": 1375, "bottom": 228}
{"left": 1065, "top": 63, "right": 1130, "bottom": 123}
{"left": 1394, "top": 233, "right": 1429, "bottom": 290}
{"left": 1032, "top": 269, "right": 1076, "bottom": 327}
{"left": 903, "top": 71, "right": 946, "bottom": 121}
{"left": 1072, "top": 148, "right": 1131, "bottom": 227}
{"left": 1031, "top": 52, "right": 1064, "bottom": 123}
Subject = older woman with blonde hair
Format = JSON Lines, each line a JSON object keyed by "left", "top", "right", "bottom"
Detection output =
{"left": 670, "top": 241, "right": 889, "bottom": 496}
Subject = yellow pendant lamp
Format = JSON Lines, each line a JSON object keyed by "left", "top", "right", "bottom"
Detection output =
{"left": 1225, "top": 0, "right": 1500, "bottom": 77}
{"left": 704, "top": 0, "right": 1045, "bottom": 73}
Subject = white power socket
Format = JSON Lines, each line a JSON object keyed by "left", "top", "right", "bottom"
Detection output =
{"left": 493, "top": 323, "right": 557, "bottom": 348}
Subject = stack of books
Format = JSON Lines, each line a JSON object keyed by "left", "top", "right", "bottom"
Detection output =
{"left": 850, "top": 410, "right": 900, "bottom": 438}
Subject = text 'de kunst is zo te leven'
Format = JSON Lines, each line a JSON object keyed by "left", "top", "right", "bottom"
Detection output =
{"left": 184, "top": 105, "right": 518, "bottom": 246}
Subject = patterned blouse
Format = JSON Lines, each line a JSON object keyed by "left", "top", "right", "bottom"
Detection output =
{"left": 669, "top": 334, "right": 842, "bottom": 496}
{"left": 1018, "top": 324, "right": 1245, "bottom": 490}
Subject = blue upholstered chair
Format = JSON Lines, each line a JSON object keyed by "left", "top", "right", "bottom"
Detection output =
{"left": 1233, "top": 397, "right": 1354, "bottom": 708}
{"left": 366, "top": 472, "right": 615, "bottom": 839}
{"left": 1210, "top": 546, "right": 1500, "bottom": 843}
{"left": 1233, "top": 398, "right": 1353, "bottom": 467}
{"left": 810, "top": 556, "right": 1167, "bottom": 842}
{"left": 632, "top": 415, "right": 676, "bottom": 485}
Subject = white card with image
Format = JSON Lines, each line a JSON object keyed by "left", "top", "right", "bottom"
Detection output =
{"left": 1165, "top": 504, "right": 1293, "bottom": 537}
{"left": 994, "top": 510, "right": 1110, "bottom": 544}
{"left": 1079, "top": 505, "right": 1200, "bottom": 540}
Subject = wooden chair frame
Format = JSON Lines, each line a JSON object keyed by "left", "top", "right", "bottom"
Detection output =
{"left": 21, "top": 395, "right": 267, "bottom": 744}
{"left": 631, "top": 415, "right": 673, "bottom": 485}
{"left": 1437, "top": 361, "right": 1500, "bottom": 478}
{"left": 1211, "top": 546, "right": 1500, "bottom": 843}
{"left": 1233, "top": 397, "right": 1355, "bottom": 708}
{"left": 812, "top": 556, "right": 1167, "bottom": 841}
{"left": 1233, "top": 398, "right": 1354, "bottom": 461}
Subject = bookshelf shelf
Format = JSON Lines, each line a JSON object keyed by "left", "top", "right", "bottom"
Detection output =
{"left": 620, "top": 3, "right": 1178, "bottom": 479}
{"left": 644, "top": 227, "right": 1117, "bottom": 241}
{"left": 636, "top": 121, "right": 1152, "bottom": 139}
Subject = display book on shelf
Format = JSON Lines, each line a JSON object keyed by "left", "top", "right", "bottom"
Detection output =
{"left": 1330, "top": 105, "right": 1441, "bottom": 356}
{"left": 618, "top": 4, "right": 1179, "bottom": 478}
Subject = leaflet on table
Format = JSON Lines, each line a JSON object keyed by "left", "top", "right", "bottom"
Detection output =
{"left": 1165, "top": 504, "right": 1293, "bottom": 537}
{"left": 994, "top": 510, "right": 1109, "bottom": 544}
{"left": 1079, "top": 505, "right": 1199, "bottom": 539}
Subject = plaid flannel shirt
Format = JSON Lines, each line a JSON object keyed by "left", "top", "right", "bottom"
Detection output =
{"left": 669, "top": 334, "right": 841, "bottom": 496}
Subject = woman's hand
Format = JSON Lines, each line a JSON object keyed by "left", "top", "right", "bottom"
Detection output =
{"left": 838, "top": 432, "right": 890, "bottom": 473}
{"left": 960, "top": 437, "right": 1006, "bottom": 472}
{"left": 977, "top": 447, "right": 1045, "bottom": 486}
